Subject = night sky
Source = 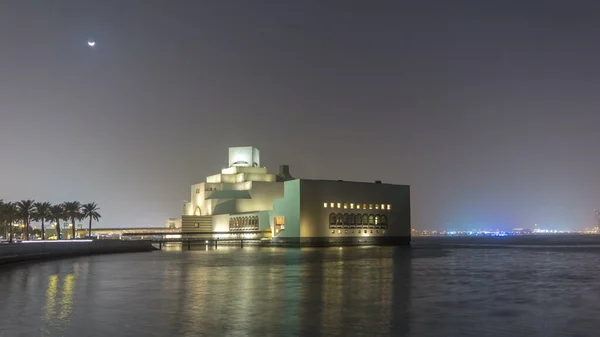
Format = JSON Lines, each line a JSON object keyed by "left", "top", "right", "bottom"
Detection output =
{"left": 2, "top": 1, "right": 600, "bottom": 230}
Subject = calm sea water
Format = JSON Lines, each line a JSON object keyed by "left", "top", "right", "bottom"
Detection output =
{"left": 2, "top": 237, "right": 600, "bottom": 336}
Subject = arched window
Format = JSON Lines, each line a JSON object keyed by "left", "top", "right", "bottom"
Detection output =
{"left": 375, "top": 215, "right": 380, "bottom": 225}
{"left": 336, "top": 214, "right": 343, "bottom": 226}
{"left": 368, "top": 214, "right": 375, "bottom": 225}
{"left": 350, "top": 214, "right": 355, "bottom": 225}
{"left": 362, "top": 214, "right": 368, "bottom": 227}
{"left": 329, "top": 213, "right": 336, "bottom": 226}
{"left": 355, "top": 214, "right": 362, "bottom": 226}
{"left": 343, "top": 213, "right": 349, "bottom": 226}
{"left": 381, "top": 215, "right": 387, "bottom": 228}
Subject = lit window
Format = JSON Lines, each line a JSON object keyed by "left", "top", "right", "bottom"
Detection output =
{"left": 330, "top": 202, "right": 334, "bottom": 208}
{"left": 381, "top": 204, "right": 385, "bottom": 210}
{"left": 363, "top": 204, "right": 367, "bottom": 209}
{"left": 382, "top": 230, "right": 385, "bottom": 234}
{"left": 337, "top": 230, "right": 341, "bottom": 234}
{"left": 323, "top": 203, "right": 327, "bottom": 208}
{"left": 369, "top": 204, "right": 373, "bottom": 210}
{"left": 375, "top": 204, "right": 379, "bottom": 210}
{"left": 331, "top": 230, "right": 335, "bottom": 234}
{"left": 356, "top": 204, "right": 361, "bottom": 209}
{"left": 387, "top": 204, "right": 391, "bottom": 210}
{"left": 343, "top": 203, "right": 348, "bottom": 209}
{"left": 350, "top": 203, "right": 354, "bottom": 209}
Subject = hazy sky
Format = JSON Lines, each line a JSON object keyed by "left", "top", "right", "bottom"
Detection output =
{"left": 2, "top": 1, "right": 600, "bottom": 230}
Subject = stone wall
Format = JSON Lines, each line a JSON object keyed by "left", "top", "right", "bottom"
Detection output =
{"left": 0, "top": 240, "right": 156, "bottom": 265}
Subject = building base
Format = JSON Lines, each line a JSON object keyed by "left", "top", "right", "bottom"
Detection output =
{"left": 268, "top": 236, "right": 411, "bottom": 247}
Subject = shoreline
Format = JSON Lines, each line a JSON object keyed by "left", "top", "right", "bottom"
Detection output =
{"left": 0, "top": 240, "right": 157, "bottom": 265}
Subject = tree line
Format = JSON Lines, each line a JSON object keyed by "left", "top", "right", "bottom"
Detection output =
{"left": 0, "top": 200, "right": 101, "bottom": 242}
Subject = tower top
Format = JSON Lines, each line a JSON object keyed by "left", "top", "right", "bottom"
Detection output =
{"left": 228, "top": 146, "right": 260, "bottom": 167}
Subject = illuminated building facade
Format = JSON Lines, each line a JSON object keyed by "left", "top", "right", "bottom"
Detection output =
{"left": 181, "top": 146, "right": 411, "bottom": 245}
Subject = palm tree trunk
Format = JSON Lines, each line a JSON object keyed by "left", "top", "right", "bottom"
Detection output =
{"left": 88, "top": 216, "right": 92, "bottom": 238}
{"left": 71, "top": 217, "right": 76, "bottom": 239}
{"left": 9, "top": 222, "right": 13, "bottom": 243}
{"left": 24, "top": 217, "right": 29, "bottom": 240}
{"left": 55, "top": 220, "right": 60, "bottom": 240}
{"left": 41, "top": 219, "right": 45, "bottom": 240}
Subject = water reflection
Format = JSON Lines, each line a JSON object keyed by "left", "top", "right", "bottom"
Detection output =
{"left": 0, "top": 247, "right": 415, "bottom": 337}
{"left": 44, "top": 272, "right": 76, "bottom": 326}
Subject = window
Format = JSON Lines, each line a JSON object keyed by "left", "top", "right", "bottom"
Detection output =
{"left": 336, "top": 214, "right": 343, "bottom": 226}
{"left": 369, "top": 204, "right": 373, "bottom": 210}
{"left": 363, "top": 204, "right": 367, "bottom": 209}
{"left": 274, "top": 216, "right": 285, "bottom": 234}
{"left": 350, "top": 203, "right": 354, "bottom": 209}
{"left": 381, "top": 215, "right": 387, "bottom": 228}
{"left": 343, "top": 203, "right": 348, "bottom": 209}
{"left": 375, "top": 204, "right": 380, "bottom": 210}
{"left": 194, "top": 223, "right": 199, "bottom": 228}
{"left": 387, "top": 204, "right": 391, "bottom": 210}
{"left": 355, "top": 214, "right": 362, "bottom": 226}
{"left": 375, "top": 215, "right": 379, "bottom": 225}
{"left": 381, "top": 204, "right": 385, "bottom": 210}
{"left": 337, "top": 230, "right": 341, "bottom": 234}
{"left": 370, "top": 230, "right": 373, "bottom": 234}
{"left": 337, "top": 202, "right": 341, "bottom": 209}
{"left": 329, "top": 213, "right": 336, "bottom": 227}
{"left": 368, "top": 215, "right": 375, "bottom": 225}
{"left": 362, "top": 214, "right": 368, "bottom": 227}
{"left": 344, "top": 230, "right": 348, "bottom": 234}
{"left": 356, "top": 204, "right": 361, "bottom": 209}
{"left": 323, "top": 202, "right": 328, "bottom": 208}
{"left": 364, "top": 230, "right": 367, "bottom": 233}
{"left": 331, "top": 230, "right": 335, "bottom": 234}
{"left": 343, "top": 213, "right": 350, "bottom": 226}
{"left": 330, "top": 202, "right": 334, "bottom": 208}
{"left": 195, "top": 188, "right": 200, "bottom": 194}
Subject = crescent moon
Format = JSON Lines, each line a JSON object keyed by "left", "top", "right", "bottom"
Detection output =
{"left": 88, "top": 41, "right": 95, "bottom": 47}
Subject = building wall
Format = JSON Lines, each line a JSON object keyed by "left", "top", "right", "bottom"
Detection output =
{"left": 235, "top": 181, "right": 284, "bottom": 213}
{"left": 271, "top": 179, "right": 301, "bottom": 239}
{"left": 298, "top": 179, "right": 410, "bottom": 244}
{"left": 181, "top": 215, "right": 213, "bottom": 236}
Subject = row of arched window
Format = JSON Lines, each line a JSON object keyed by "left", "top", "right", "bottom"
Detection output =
{"left": 329, "top": 213, "right": 388, "bottom": 229}
{"left": 229, "top": 216, "right": 259, "bottom": 231}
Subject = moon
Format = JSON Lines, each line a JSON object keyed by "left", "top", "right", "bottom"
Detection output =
{"left": 87, "top": 40, "right": 95, "bottom": 47}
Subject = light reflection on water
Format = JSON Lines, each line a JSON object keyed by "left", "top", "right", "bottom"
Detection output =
{"left": 1, "top": 242, "right": 600, "bottom": 336}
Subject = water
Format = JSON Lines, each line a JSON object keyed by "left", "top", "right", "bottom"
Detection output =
{"left": 2, "top": 238, "right": 600, "bottom": 336}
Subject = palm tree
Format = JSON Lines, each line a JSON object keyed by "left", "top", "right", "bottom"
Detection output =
{"left": 62, "top": 201, "right": 82, "bottom": 239}
{"left": 0, "top": 199, "right": 6, "bottom": 239}
{"left": 16, "top": 199, "right": 35, "bottom": 240}
{"left": 0, "top": 201, "right": 19, "bottom": 243}
{"left": 81, "top": 203, "right": 101, "bottom": 238}
{"left": 48, "top": 204, "right": 66, "bottom": 240}
{"left": 33, "top": 202, "right": 52, "bottom": 240}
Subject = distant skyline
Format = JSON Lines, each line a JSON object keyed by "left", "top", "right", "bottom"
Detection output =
{"left": 2, "top": 1, "right": 600, "bottom": 230}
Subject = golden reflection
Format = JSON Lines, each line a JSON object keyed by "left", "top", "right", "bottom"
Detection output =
{"left": 44, "top": 275, "right": 58, "bottom": 321}
{"left": 44, "top": 273, "right": 76, "bottom": 325}
{"left": 59, "top": 274, "right": 75, "bottom": 321}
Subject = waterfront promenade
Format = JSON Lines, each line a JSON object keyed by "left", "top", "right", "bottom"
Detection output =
{"left": 0, "top": 240, "right": 157, "bottom": 265}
